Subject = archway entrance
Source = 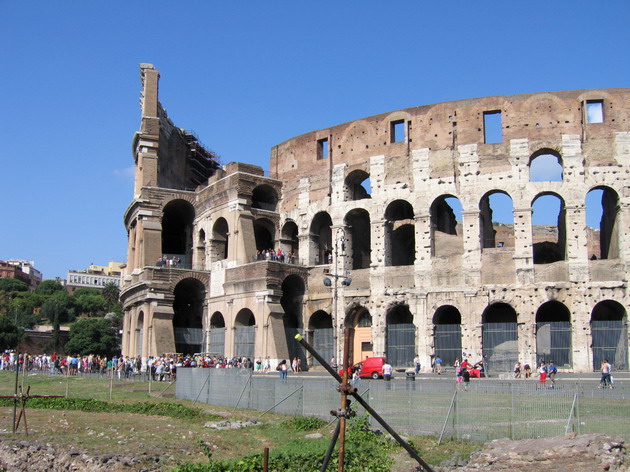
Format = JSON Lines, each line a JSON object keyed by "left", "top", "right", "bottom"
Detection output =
{"left": 234, "top": 309, "right": 256, "bottom": 359}
{"left": 482, "top": 303, "right": 518, "bottom": 374}
{"left": 350, "top": 308, "right": 373, "bottom": 365}
{"left": 386, "top": 305, "right": 415, "bottom": 367}
{"left": 433, "top": 306, "right": 462, "bottom": 366}
{"left": 281, "top": 275, "right": 306, "bottom": 367}
{"left": 591, "top": 301, "right": 628, "bottom": 371}
{"left": 536, "top": 301, "right": 572, "bottom": 368}
{"left": 309, "top": 310, "right": 333, "bottom": 367}
{"left": 172, "top": 278, "right": 205, "bottom": 355}
{"left": 209, "top": 312, "right": 225, "bottom": 357}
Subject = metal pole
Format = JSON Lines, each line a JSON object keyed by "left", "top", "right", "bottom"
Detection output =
{"left": 263, "top": 447, "right": 269, "bottom": 472}
{"left": 438, "top": 390, "right": 457, "bottom": 445}
{"left": 294, "top": 333, "right": 435, "bottom": 472}
{"left": 321, "top": 420, "right": 341, "bottom": 472}
{"left": 255, "top": 386, "right": 304, "bottom": 420}
{"left": 233, "top": 369, "right": 254, "bottom": 411}
{"left": 337, "top": 328, "right": 352, "bottom": 472}
{"left": 193, "top": 369, "right": 213, "bottom": 404}
{"left": 12, "top": 352, "right": 19, "bottom": 434}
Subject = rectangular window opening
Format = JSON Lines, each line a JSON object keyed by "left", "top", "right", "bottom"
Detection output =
{"left": 391, "top": 120, "right": 405, "bottom": 143}
{"left": 317, "top": 138, "right": 329, "bottom": 160}
{"left": 483, "top": 111, "right": 503, "bottom": 143}
{"left": 586, "top": 100, "right": 604, "bottom": 123}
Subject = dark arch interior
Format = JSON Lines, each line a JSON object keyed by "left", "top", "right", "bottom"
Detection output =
{"left": 162, "top": 200, "right": 194, "bottom": 255}
{"left": 235, "top": 309, "right": 255, "bottom": 326}
{"left": 483, "top": 303, "right": 517, "bottom": 323}
{"left": 536, "top": 301, "right": 570, "bottom": 322}
{"left": 172, "top": 278, "right": 205, "bottom": 355}
{"left": 433, "top": 306, "right": 462, "bottom": 324}
{"left": 385, "top": 200, "right": 414, "bottom": 221}
{"left": 254, "top": 219, "right": 275, "bottom": 251}
{"left": 387, "top": 305, "right": 413, "bottom": 324}
{"left": 252, "top": 184, "right": 278, "bottom": 211}
{"left": 210, "top": 312, "right": 225, "bottom": 328}
{"left": 309, "top": 310, "right": 332, "bottom": 330}
{"left": 345, "top": 170, "right": 371, "bottom": 201}
{"left": 345, "top": 209, "right": 371, "bottom": 270}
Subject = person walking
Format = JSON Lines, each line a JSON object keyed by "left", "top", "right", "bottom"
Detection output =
{"left": 414, "top": 354, "right": 421, "bottom": 375}
{"left": 435, "top": 356, "right": 443, "bottom": 375}
{"left": 538, "top": 361, "right": 547, "bottom": 386}
{"left": 599, "top": 359, "right": 613, "bottom": 388}
{"left": 547, "top": 360, "right": 557, "bottom": 388}
{"left": 382, "top": 360, "right": 392, "bottom": 381}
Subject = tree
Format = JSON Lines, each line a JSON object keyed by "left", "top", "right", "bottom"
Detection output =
{"left": 102, "top": 282, "right": 120, "bottom": 311}
{"left": 0, "top": 278, "right": 29, "bottom": 292}
{"left": 74, "top": 293, "right": 107, "bottom": 316}
{"left": 0, "top": 316, "right": 21, "bottom": 350}
{"left": 35, "top": 279, "right": 64, "bottom": 296}
{"left": 10, "top": 292, "right": 44, "bottom": 329}
{"left": 0, "top": 278, "right": 29, "bottom": 317}
{"left": 64, "top": 318, "right": 119, "bottom": 358}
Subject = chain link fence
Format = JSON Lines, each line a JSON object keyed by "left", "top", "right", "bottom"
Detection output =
{"left": 177, "top": 369, "right": 630, "bottom": 442}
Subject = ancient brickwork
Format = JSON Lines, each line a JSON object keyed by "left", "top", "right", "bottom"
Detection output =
{"left": 121, "top": 64, "right": 629, "bottom": 373}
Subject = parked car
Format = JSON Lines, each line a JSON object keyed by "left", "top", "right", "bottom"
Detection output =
{"left": 338, "top": 357, "right": 387, "bottom": 379}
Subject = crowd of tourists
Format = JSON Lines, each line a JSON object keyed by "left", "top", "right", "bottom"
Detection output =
{"left": 254, "top": 248, "right": 296, "bottom": 264}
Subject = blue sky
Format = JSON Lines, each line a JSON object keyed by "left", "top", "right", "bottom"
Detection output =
{"left": 1, "top": 2, "right": 628, "bottom": 279}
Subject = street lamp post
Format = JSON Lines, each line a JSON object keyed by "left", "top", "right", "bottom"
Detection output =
{"left": 323, "top": 227, "right": 352, "bottom": 363}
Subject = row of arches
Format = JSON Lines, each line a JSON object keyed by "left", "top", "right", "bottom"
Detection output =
{"left": 158, "top": 171, "right": 618, "bottom": 272}
{"left": 166, "top": 274, "right": 628, "bottom": 372}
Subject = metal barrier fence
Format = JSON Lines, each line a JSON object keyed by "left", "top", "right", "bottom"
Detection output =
{"left": 176, "top": 369, "right": 630, "bottom": 442}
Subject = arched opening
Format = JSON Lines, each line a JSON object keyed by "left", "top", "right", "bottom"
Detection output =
{"left": 385, "top": 200, "right": 415, "bottom": 266}
{"left": 479, "top": 191, "right": 514, "bottom": 250}
{"left": 172, "top": 278, "right": 205, "bottom": 355}
{"left": 344, "top": 169, "right": 371, "bottom": 201}
{"left": 591, "top": 301, "right": 628, "bottom": 371}
{"left": 252, "top": 184, "right": 278, "bottom": 211}
{"left": 532, "top": 193, "right": 566, "bottom": 264}
{"left": 280, "top": 221, "right": 299, "bottom": 263}
{"left": 433, "top": 306, "right": 462, "bottom": 367}
{"left": 162, "top": 199, "right": 195, "bottom": 268}
{"left": 211, "top": 218, "right": 229, "bottom": 262}
{"left": 209, "top": 312, "right": 225, "bottom": 357}
{"left": 482, "top": 303, "right": 518, "bottom": 374}
{"left": 309, "top": 310, "right": 333, "bottom": 367}
{"left": 585, "top": 187, "right": 620, "bottom": 260}
{"left": 136, "top": 311, "right": 144, "bottom": 357}
{"left": 281, "top": 275, "right": 306, "bottom": 366}
{"left": 254, "top": 218, "right": 275, "bottom": 253}
{"left": 345, "top": 209, "right": 371, "bottom": 270}
{"left": 195, "top": 229, "right": 206, "bottom": 270}
{"left": 431, "top": 195, "right": 463, "bottom": 257}
{"left": 536, "top": 301, "right": 572, "bottom": 368}
{"left": 529, "top": 150, "right": 563, "bottom": 182}
{"left": 310, "top": 212, "right": 332, "bottom": 265}
{"left": 234, "top": 309, "right": 256, "bottom": 359}
{"left": 386, "top": 304, "right": 415, "bottom": 367}
{"left": 349, "top": 307, "right": 373, "bottom": 364}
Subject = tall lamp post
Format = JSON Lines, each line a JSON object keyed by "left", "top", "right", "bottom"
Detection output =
{"left": 323, "top": 226, "right": 352, "bottom": 471}
{"left": 323, "top": 227, "right": 352, "bottom": 362}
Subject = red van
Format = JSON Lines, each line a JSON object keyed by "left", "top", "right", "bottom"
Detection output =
{"left": 338, "top": 357, "right": 386, "bottom": 379}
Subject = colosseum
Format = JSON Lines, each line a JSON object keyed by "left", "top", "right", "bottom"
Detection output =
{"left": 120, "top": 63, "right": 629, "bottom": 374}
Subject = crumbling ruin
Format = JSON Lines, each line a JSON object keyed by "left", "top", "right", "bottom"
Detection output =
{"left": 120, "top": 63, "right": 629, "bottom": 373}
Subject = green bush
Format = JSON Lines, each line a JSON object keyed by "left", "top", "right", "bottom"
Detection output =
{"left": 282, "top": 415, "right": 327, "bottom": 431}
{"left": 173, "top": 415, "right": 394, "bottom": 472}
{"left": 0, "top": 396, "right": 214, "bottom": 421}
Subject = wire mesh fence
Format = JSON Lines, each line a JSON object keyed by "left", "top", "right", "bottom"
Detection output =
{"left": 176, "top": 369, "right": 630, "bottom": 442}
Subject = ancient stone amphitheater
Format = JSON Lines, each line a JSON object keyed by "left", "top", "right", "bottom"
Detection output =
{"left": 121, "top": 64, "right": 629, "bottom": 374}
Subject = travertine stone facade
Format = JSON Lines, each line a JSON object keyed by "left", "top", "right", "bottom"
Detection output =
{"left": 121, "top": 64, "right": 629, "bottom": 373}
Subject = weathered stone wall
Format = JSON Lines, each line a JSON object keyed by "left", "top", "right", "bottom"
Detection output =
{"left": 121, "top": 64, "right": 629, "bottom": 373}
